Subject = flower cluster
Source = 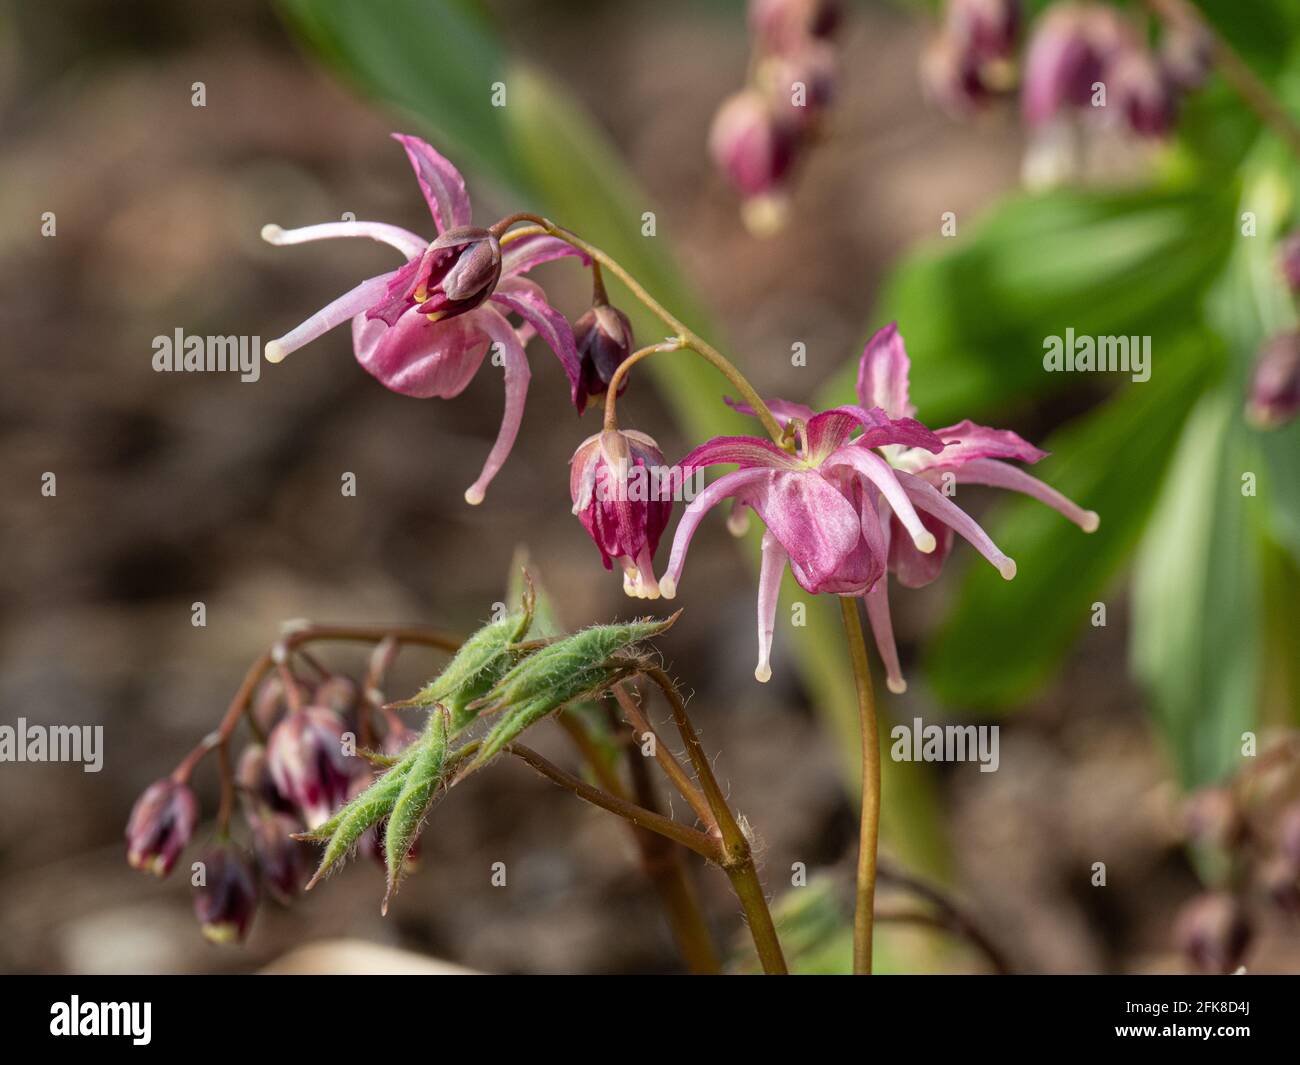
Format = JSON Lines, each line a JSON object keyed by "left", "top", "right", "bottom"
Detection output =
{"left": 924, "top": 1, "right": 1213, "bottom": 186}
{"left": 125, "top": 657, "right": 419, "bottom": 942}
{"left": 1174, "top": 739, "right": 1300, "bottom": 973}
{"left": 709, "top": 0, "right": 841, "bottom": 234}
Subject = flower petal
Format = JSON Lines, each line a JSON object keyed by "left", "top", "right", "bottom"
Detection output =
{"left": 261, "top": 220, "right": 427, "bottom": 260}
{"left": 500, "top": 233, "right": 589, "bottom": 277}
{"left": 489, "top": 277, "right": 581, "bottom": 408}
{"left": 822, "top": 445, "right": 937, "bottom": 553}
{"left": 895, "top": 469, "right": 1017, "bottom": 580}
{"left": 679, "top": 435, "right": 804, "bottom": 471}
{"left": 888, "top": 511, "right": 954, "bottom": 588}
{"left": 724, "top": 394, "right": 816, "bottom": 426}
{"left": 857, "top": 322, "right": 914, "bottom": 418}
{"left": 352, "top": 304, "right": 488, "bottom": 398}
{"left": 392, "top": 133, "right": 472, "bottom": 233}
{"left": 266, "top": 270, "right": 397, "bottom": 364}
{"left": 659, "top": 468, "right": 775, "bottom": 599}
{"left": 854, "top": 409, "right": 948, "bottom": 453}
{"left": 863, "top": 580, "right": 907, "bottom": 694}
{"left": 953, "top": 458, "right": 1099, "bottom": 531}
{"left": 463, "top": 306, "right": 531, "bottom": 505}
{"left": 754, "top": 530, "right": 788, "bottom": 683}
{"left": 897, "top": 419, "right": 1048, "bottom": 473}
{"left": 749, "top": 470, "right": 863, "bottom": 594}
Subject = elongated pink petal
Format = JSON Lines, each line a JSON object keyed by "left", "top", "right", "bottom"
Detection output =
{"left": 724, "top": 394, "right": 816, "bottom": 426}
{"left": 489, "top": 277, "right": 581, "bottom": 408}
{"left": 750, "top": 470, "right": 864, "bottom": 594}
{"left": 863, "top": 580, "right": 907, "bottom": 694}
{"left": 679, "top": 435, "right": 803, "bottom": 471}
{"left": 660, "top": 468, "right": 775, "bottom": 599}
{"left": 855, "top": 410, "right": 947, "bottom": 453}
{"left": 266, "top": 271, "right": 397, "bottom": 364}
{"left": 352, "top": 305, "right": 487, "bottom": 397}
{"left": 464, "top": 306, "right": 531, "bottom": 505}
{"left": 261, "top": 220, "right": 427, "bottom": 260}
{"left": 500, "top": 233, "right": 589, "bottom": 277}
{"left": 954, "top": 458, "right": 1100, "bottom": 531}
{"left": 898, "top": 419, "right": 1048, "bottom": 473}
{"left": 857, "top": 322, "right": 914, "bottom": 418}
{"left": 392, "top": 133, "right": 472, "bottom": 233}
{"left": 822, "top": 445, "right": 937, "bottom": 553}
{"left": 755, "top": 530, "right": 788, "bottom": 682}
{"left": 895, "top": 469, "right": 1016, "bottom": 579}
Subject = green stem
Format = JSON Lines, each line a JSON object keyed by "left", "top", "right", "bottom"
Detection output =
{"left": 839, "top": 597, "right": 881, "bottom": 976}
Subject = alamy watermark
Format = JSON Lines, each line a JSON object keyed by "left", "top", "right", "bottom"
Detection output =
{"left": 50, "top": 997, "right": 150, "bottom": 1045}
{"left": 890, "top": 717, "right": 999, "bottom": 773}
{"left": 152, "top": 328, "right": 261, "bottom": 383}
{"left": 0, "top": 718, "right": 103, "bottom": 772}
{"left": 589, "top": 462, "right": 706, "bottom": 503}
{"left": 1043, "top": 328, "right": 1151, "bottom": 383}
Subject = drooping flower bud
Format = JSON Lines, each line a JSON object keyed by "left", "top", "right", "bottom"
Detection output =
{"left": 709, "top": 90, "right": 798, "bottom": 234}
{"left": 947, "top": 0, "right": 1020, "bottom": 65}
{"left": 1173, "top": 892, "right": 1251, "bottom": 974}
{"left": 193, "top": 843, "right": 259, "bottom": 944}
{"left": 1246, "top": 332, "right": 1300, "bottom": 430}
{"left": 574, "top": 303, "right": 635, "bottom": 415}
{"left": 236, "top": 742, "right": 292, "bottom": 818}
{"left": 251, "top": 675, "right": 292, "bottom": 735}
{"left": 1021, "top": 3, "right": 1128, "bottom": 128}
{"left": 249, "top": 811, "right": 310, "bottom": 904}
{"left": 571, "top": 429, "right": 674, "bottom": 598}
{"left": 749, "top": 0, "right": 841, "bottom": 53}
{"left": 922, "top": 33, "right": 992, "bottom": 119}
{"left": 125, "top": 777, "right": 199, "bottom": 878}
{"left": 267, "top": 706, "right": 355, "bottom": 830}
{"left": 367, "top": 226, "right": 502, "bottom": 327}
{"left": 1109, "top": 49, "right": 1177, "bottom": 137}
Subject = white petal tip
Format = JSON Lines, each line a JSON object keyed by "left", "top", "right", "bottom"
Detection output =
{"left": 264, "top": 341, "right": 286, "bottom": 364}
{"left": 997, "top": 557, "right": 1017, "bottom": 581}
{"left": 886, "top": 677, "right": 908, "bottom": 695}
{"left": 914, "top": 531, "right": 937, "bottom": 554}
{"left": 754, "top": 664, "right": 772, "bottom": 683}
{"left": 659, "top": 577, "right": 677, "bottom": 600}
{"left": 1081, "top": 511, "right": 1100, "bottom": 533}
{"left": 464, "top": 486, "right": 485, "bottom": 506}
{"left": 726, "top": 513, "right": 750, "bottom": 537}
{"left": 261, "top": 223, "right": 284, "bottom": 243}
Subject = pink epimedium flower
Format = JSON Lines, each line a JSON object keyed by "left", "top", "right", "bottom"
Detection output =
{"left": 571, "top": 429, "right": 675, "bottom": 598}
{"left": 262, "top": 134, "right": 586, "bottom": 504}
{"left": 663, "top": 323, "right": 1098, "bottom": 691}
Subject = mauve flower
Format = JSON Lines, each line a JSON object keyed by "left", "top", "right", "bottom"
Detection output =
{"left": 1174, "top": 892, "right": 1251, "bottom": 974}
{"left": 571, "top": 429, "right": 674, "bottom": 598}
{"left": 194, "top": 843, "right": 259, "bottom": 944}
{"left": 262, "top": 134, "right": 585, "bottom": 503}
{"left": 1247, "top": 332, "right": 1300, "bottom": 429}
{"left": 664, "top": 323, "right": 1097, "bottom": 690}
{"left": 946, "top": 0, "right": 1020, "bottom": 64}
{"left": 749, "top": 0, "right": 841, "bottom": 53}
{"left": 266, "top": 705, "right": 355, "bottom": 830}
{"left": 249, "top": 811, "right": 310, "bottom": 905}
{"left": 1109, "top": 48, "right": 1177, "bottom": 137}
{"left": 574, "top": 303, "right": 635, "bottom": 414}
{"left": 126, "top": 777, "right": 199, "bottom": 877}
{"left": 709, "top": 90, "right": 798, "bottom": 227}
{"left": 1021, "top": 3, "right": 1130, "bottom": 129}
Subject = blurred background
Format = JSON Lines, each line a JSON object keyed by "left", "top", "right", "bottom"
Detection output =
{"left": 1, "top": 0, "right": 1297, "bottom": 974}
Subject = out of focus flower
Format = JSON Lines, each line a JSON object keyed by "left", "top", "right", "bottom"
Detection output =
{"left": 249, "top": 812, "right": 310, "bottom": 904}
{"left": 263, "top": 134, "right": 585, "bottom": 503}
{"left": 193, "top": 843, "right": 259, "bottom": 944}
{"left": 1109, "top": 49, "right": 1177, "bottom": 137}
{"left": 924, "top": 0, "right": 1019, "bottom": 119}
{"left": 749, "top": 0, "right": 841, "bottom": 54}
{"left": 1021, "top": 3, "right": 1130, "bottom": 130}
{"left": 1246, "top": 332, "right": 1300, "bottom": 430}
{"left": 125, "top": 777, "right": 198, "bottom": 877}
{"left": 267, "top": 706, "right": 354, "bottom": 830}
{"left": 1158, "top": 21, "right": 1213, "bottom": 91}
{"left": 1183, "top": 786, "right": 1245, "bottom": 851}
{"left": 235, "top": 743, "right": 290, "bottom": 817}
{"left": 571, "top": 429, "right": 675, "bottom": 598}
{"left": 574, "top": 303, "right": 635, "bottom": 415}
{"left": 669, "top": 324, "right": 1096, "bottom": 689}
{"left": 1174, "top": 892, "right": 1251, "bottom": 974}
{"left": 709, "top": 90, "right": 798, "bottom": 233}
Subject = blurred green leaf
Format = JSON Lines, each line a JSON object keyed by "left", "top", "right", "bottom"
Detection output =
{"left": 923, "top": 336, "right": 1216, "bottom": 706}
{"left": 1131, "top": 390, "right": 1261, "bottom": 787}
{"left": 816, "top": 186, "right": 1235, "bottom": 425}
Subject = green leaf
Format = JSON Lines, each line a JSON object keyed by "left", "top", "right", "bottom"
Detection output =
{"left": 815, "top": 186, "right": 1235, "bottom": 426}
{"left": 924, "top": 337, "right": 1215, "bottom": 706}
{"left": 1131, "top": 391, "right": 1261, "bottom": 787}
{"left": 384, "top": 707, "right": 451, "bottom": 903}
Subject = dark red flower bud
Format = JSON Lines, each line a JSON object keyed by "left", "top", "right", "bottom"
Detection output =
{"left": 251, "top": 675, "right": 293, "bottom": 735}
{"left": 1022, "top": 4, "right": 1129, "bottom": 128}
{"left": 947, "top": 0, "right": 1020, "bottom": 65}
{"left": 367, "top": 226, "right": 502, "bottom": 327}
{"left": 574, "top": 303, "right": 635, "bottom": 415}
{"left": 1110, "top": 49, "right": 1177, "bottom": 137}
{"left": 570, "top": 429, "right": 674, "bottom": 598}
{"left": 709, "top": 90, "right": 798, "bottom": 224}
{"left": 193, "top": 843, "right": 259, "bottom": 944}
{"left": 1246, "top": 332, "right": 1300, "bottom": 430}
{"left": 235, "top": 743, "right": 291, "bottom": 818}
{"left": 126, "top": 777, "right": 199, "bottom": 878}
{"left": 1174, "top": 892, "right": 1251, "bottom": 974}
{"left": 922, "top": 33, "right": 993, "bottom": 119}
{"left": 267, "top": 706, "right": 354, "bottom": 830}
{"left": 249, "top": 811, "right": 310, "bottom": 904}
